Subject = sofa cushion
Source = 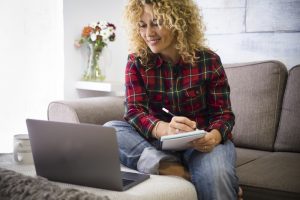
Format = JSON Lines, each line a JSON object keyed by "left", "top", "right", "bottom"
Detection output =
{"left": 224, "top": 61, "right": 287, "bottom": 151}
{"left": 236, "top": 152, "right": 300, "bottom": 198}
{"left": 1, "top": 161, "right": 197, "bottom": 200}
{"left": 236, "top": 147, "right": 271, "bottom": 167}
{"left": 275, "top": 65, "right": 300, "bottom": 152}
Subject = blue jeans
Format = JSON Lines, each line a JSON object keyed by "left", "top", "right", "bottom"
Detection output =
{"left": 104, "top": 120, "right": 239, "bottom": 200}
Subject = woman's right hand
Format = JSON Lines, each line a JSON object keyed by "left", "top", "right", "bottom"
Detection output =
{"left": 153, "top": 117, "right": 197, "bottom": 138}
{"left": 168, "top": 116, "right": 197, "bottom": 134}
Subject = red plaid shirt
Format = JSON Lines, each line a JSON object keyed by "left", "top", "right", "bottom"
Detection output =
{"left": 124, "top": 50, "right": 235, "bottom": 142}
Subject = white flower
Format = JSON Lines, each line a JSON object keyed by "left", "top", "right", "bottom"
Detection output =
{"left": 107, "top": 27, "right": 114, "bottom": 34}
{"left": 99, "top": 21, "right": 108, "bottom": 29}
{"left": 100, "top": 29, "right": 112, "bottom": 40}
{"left": 103, "top": 37, "right": 109, "bottom": 43}
{"left": 89, "top": 22, "right": 97, "bottom": 29}
{"left": 90, "top": 33, "right": 97, "bottom": 41}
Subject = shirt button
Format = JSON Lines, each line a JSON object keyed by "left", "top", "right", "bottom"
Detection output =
{"left": 195, "top": 90, "right": 200, "bottom": 94}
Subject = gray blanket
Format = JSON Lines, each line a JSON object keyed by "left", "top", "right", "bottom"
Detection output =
{"left": 0, "top": 167, "right": 110, "bottom": 200}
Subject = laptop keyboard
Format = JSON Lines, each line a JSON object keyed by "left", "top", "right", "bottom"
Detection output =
{"left": 122, "top": 178, "right": 135, "bottom": 186}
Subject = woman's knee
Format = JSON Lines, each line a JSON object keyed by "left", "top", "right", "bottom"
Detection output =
{"left": 104, "top": 120, "right": 151, "bottom": 151}
{"left": 103, "top": 120, "right": 127, "bottom": 128}
{"left": 103, "top": 120, "right": 136, "bottom": 135}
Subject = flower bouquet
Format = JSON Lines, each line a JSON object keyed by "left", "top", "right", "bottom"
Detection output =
{"left": 75, "top": 21, "right": 116, "bottom": 81}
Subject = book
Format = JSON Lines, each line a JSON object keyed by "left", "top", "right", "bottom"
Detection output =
{"left": 160, "top": 129, "right": 207, "bottom": 151}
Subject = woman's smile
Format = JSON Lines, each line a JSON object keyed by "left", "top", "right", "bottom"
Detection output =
{"left": 147, "top": 38, "right": 161, "bottom": 46}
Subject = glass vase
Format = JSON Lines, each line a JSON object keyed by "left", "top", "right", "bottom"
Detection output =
{"left": 82, "top": 43, "right": 106, "bottom": 82}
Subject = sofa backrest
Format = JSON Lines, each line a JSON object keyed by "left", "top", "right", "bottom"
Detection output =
{"left": 224, "top": 61, "right": 287, "bottom": 151}
{"left": 48, "top": 97, "right": 125, "bottom": 124}
{"left": 275, "top": 65, "right": 300, "bottom": 152}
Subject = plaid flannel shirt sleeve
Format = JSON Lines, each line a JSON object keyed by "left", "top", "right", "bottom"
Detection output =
{"left": 206, "top": 55, "right": 235, "bottom": 142}
{"left": 123, "top": 55, "right": 160, "bottom": 139}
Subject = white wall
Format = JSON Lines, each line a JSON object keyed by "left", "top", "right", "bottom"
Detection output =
{"left": 197, "top": 0, "right": 300, "bottom": 69}
{"left": 0, "top": 0, "right": 64, "bottom": 153}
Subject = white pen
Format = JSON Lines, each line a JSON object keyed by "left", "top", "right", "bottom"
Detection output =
{"left": 162, "top": 107, "right": 199, "bottom": 130}
{"left": 162, "top": 107, "right": 176, "bottom": 117}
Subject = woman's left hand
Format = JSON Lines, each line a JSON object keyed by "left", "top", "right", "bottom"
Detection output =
{"left": 191, "top": 129, "right": 222, "bottom": 152}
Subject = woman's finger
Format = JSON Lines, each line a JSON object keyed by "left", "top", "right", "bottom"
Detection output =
{"left": 170, "top": 117, "right": 197, "bottom": 132}
{"left": 173, "top": 116, "right": 197, "bottom": 129}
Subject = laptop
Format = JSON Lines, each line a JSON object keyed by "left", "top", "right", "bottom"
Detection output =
{"left": 26, "top": 119, "right": 150, "bottom": 191}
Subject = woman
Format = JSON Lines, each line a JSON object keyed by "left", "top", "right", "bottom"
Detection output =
{"left": 104, "top": 0, "right": 240, "bottom": 199}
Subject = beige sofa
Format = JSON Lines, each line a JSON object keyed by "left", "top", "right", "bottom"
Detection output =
{"left": 48, "top": 61, "right": 300, "bottom": 200}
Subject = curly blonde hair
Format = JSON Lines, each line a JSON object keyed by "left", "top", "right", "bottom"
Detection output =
{"left": 124, "top": 0, "right": 208, "bottom": 64}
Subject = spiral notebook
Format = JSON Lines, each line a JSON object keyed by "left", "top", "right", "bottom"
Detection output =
{"left": 160, "top": 129, "right": 207, "bottom": 151}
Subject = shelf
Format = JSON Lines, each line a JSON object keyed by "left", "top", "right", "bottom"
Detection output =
{"left": 75, "top": 81, "right": 124, "bottom": 96}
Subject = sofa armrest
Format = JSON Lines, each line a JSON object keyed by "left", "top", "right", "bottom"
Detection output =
{"left": 47, "top": 96, "right": 125, "bottom": 125}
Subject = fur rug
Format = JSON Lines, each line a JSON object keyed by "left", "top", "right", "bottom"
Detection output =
{"left": 0, "top": 167, "right": 110, "bottom": 200}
